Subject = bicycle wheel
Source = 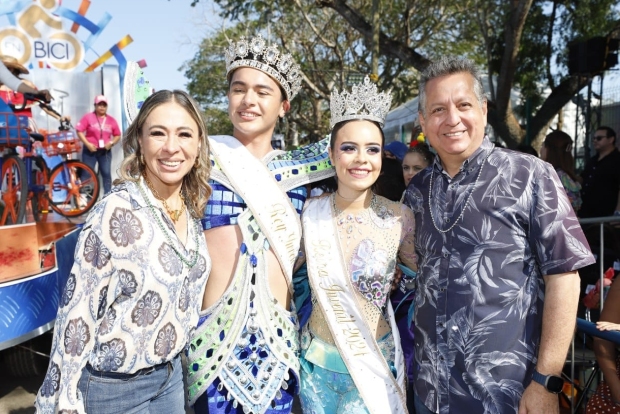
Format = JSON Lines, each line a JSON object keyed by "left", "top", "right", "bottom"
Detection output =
{"left": 30, "top": 157, "right": 49, "bottom": 221}
{"left": 48, "top": 161, "right": 100, "bottom": 217}
{"left": 0, "top": 155, "right": 28, "bottom": 225}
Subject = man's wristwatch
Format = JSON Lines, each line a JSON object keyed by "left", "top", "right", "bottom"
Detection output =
{"left": 532, "top": 370, "right": 563, "bottom": 394}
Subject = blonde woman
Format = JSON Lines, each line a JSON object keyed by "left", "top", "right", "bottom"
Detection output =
{"left": 36, "top": 90, "right": 212, "bottom": 413}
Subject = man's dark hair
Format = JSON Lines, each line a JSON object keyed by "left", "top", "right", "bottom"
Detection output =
{"left": 516, "top": 144, "right": 539, "bottom": 158}
{"left": 418, "top": 56, "right": 486, "bottom": 117}
{"left": 597, "top": 126, "right": 617, "bottom": 145}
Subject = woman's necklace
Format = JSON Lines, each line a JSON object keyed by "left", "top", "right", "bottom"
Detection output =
{"left": 428, "top": 149, "right": 493, "bottom": 233}
{"left": 142, "top": 174, "right": 186, "bottom": 223}
{"left": 332, "top": 192, "right": 376, "bottom": 246}
{"left": 137, "top": 179, "right": 199, "bottom": 268}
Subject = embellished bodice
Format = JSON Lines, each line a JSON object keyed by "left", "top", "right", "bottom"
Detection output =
{"left": 300, "top": 194, "right": 412, "bottom": 413}
{"left": 304, "top": 194, "right": 416, "bottom": 344}
{"left": 333, "top": 194, "right": 416, "bottom": 309}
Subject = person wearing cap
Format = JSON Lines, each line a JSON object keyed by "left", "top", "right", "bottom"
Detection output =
{"left": 75, "top": 95, "right": 121, "bottom": 194}
{"left": 186, "top": 34, "right": 333, "bottom": 414}
{"left": 0, "top": 56, "right": 52, "bottom": 102}
{"left": 384, "top": 140, "right": 408, "bottom": 162}
{"left": 0, "top": 55, "right": 61, "bottom": 130}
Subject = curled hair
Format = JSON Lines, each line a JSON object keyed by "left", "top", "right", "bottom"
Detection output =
{"left": 543, "top": 130, "right": 577, "bottom": 181}
{"left": 406, "top": 143, "right": 435, "bottom": 164}
{"left": 418, "top": 56, "right": 486, "bottom": 117}
{"left": 116, "top": 89, "right": 211, "bottom": 218}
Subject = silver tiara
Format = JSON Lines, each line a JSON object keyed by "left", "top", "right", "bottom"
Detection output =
{"left": 330, "top": 76, "right": 392, "bottom": 129}
{"left": 224, "top": 34, "right": 302, "bottom": 101}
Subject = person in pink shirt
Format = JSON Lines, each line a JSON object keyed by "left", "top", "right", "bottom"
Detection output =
{"left": 76, "top": 95, "right": 121, "bottom": 194}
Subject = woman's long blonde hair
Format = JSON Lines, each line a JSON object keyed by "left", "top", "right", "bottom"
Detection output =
{"left": 115, "top": 89, "right": 211, "bottom": 218}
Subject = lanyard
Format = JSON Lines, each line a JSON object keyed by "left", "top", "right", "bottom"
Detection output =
{"left": 96, "top": 115, "right": 107, "bottom": 139}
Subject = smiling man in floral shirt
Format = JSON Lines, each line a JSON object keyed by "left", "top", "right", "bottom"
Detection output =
{"left": 404, "top": 56, "right": 595, "bottom": 414}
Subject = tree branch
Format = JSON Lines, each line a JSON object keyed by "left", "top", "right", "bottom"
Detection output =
{"left": 496, "top": 0, "right": 534, "bottom": 116}
{"left": 545, "top": 1, "right": 558, "bottom": 89}
{"left": 528, "top": 75, "right": 591, "bottom": 139}
{"left": 315, "top": 0, "right": 432, "bottom": 71}
{"left": 293, "top": 0, "right": 336, "bottom": 48}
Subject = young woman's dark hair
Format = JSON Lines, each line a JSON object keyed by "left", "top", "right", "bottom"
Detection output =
{"left": 406, "top": 143, "right": 435, "bottom": 164}
{"left": 543, "top": 130, "right": 577, "bottom": 181}
{"left": 374, "top": 157, "right": 406, "bottom": 201}
{"left": 330, "top": 120, "right": 385, "bottom": 150}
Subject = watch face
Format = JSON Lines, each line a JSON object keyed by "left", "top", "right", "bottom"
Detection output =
{"left": 547, "top": 375, "right": 564, "bottom": 393}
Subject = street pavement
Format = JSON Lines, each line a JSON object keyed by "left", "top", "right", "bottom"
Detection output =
{"left": 0, "top": 371, "right": 40, "bottom": 414}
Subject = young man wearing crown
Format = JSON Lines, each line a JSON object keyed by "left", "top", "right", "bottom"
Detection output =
{"left": 186, "top": 35, "right": 333, "bottom": 414}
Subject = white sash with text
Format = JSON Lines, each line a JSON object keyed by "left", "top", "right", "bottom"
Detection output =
{"left": 303, "top": 196, "right": 407, "bottom": 414}
{"left": 209, "top": 135, "right": 301, "bottom": 284}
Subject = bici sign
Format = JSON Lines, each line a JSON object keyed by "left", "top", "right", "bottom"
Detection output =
{"left": 0, "top": 0, "right": 84, "bottom": 71}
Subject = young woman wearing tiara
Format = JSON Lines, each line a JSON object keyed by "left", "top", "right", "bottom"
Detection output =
{"left": 298, "top": 77, "right": 417, "bottom": 414}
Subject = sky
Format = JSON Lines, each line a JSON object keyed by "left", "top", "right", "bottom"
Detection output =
{"left": 59, "top": 0, "right": 220, "bottom": 91}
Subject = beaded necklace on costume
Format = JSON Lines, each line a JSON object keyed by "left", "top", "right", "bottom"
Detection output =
{"left": 332, "top": 192, "right": 377, "bottom": 247}
{"left": 428, "top": 148, "right": 494, "bottom": 233}
{"left": 137, "top": 178, "right": 199, "bottom": 268}
{"left": 143, "top": 174, "right": 186, "bottom": 223}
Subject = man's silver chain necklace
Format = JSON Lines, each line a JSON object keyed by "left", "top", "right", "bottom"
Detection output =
{"left": 428, "top": 149, "right": 494, "bottom": 233}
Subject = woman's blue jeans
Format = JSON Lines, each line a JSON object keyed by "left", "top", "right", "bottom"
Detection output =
{"left": 77, "top": 354, "right": 184, "bottom": 413}
{"left": 82, "top": 148, "right": 112, "bottom": 194}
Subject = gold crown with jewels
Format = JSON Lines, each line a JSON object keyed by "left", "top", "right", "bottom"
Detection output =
{"left": 330, "top": 75, "right": 392, "bottom": 129}
{"left": 224, "top": 34, "right": 302, "bottom": 100}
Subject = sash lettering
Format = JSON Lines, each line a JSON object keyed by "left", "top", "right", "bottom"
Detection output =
{"left": 209, "top": 136, "right": 301, "bottom": 285}
{"left": 303, "top": 197, "right": 407, "bottom": 414}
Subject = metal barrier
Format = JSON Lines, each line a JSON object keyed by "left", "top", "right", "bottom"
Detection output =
{"left": 568, "top": 215, "right": 620, "bottom": 413}
{"left": 579, "top": 215, "right": 620, "bottom": 309}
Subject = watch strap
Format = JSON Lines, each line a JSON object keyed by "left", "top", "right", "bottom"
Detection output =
{"left": 532, "top": 369, "right": 563, "bottom": 394}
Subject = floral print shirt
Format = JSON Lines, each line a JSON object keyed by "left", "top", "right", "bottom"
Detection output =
{"left": 556, "top": 168, "right": 582, "bottom": 212}
{"left": 35, "top": 179, "right": 210, "bottom": 413}
{"left": 405, "top": 137, "right": 595, "bottom": 414}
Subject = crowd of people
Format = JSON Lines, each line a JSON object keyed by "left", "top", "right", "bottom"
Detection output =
{"left": 0, "top": 31, "right": 614, "bottom": 414}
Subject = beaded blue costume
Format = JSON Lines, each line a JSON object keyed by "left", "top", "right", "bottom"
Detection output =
{"left": 187, "top": 136, "right": 333, "bottom": 414}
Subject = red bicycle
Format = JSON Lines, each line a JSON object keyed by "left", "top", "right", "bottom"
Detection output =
{"left": 0, "top": 97, "right": 100, "bottom": 225}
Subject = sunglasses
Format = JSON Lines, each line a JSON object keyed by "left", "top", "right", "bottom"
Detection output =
{"left": 593, "top": 135, "right": 608, "bottom": 141}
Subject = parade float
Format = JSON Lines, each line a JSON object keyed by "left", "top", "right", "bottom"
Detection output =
{"left": 0, "top": 0, "right": 150, "bottom": 375}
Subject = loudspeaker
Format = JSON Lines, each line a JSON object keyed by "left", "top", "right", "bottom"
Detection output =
{"left": 568, "top": 37, "right": 607, "bottom": 75}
